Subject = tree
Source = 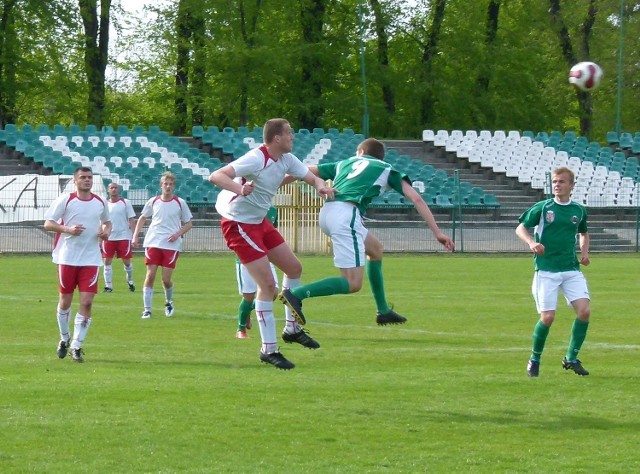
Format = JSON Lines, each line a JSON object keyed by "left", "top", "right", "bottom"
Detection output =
{"left": 79, "top": 0, "right": 111, "bottom": 127}
{"left": 0, "top": 0, "right": 18, "bottom": 127}
{"left": 549, "top": 0, "right": 596, "bottom": 138}
{"left": 297, "top": 0, "right": 327, "bottom": 129}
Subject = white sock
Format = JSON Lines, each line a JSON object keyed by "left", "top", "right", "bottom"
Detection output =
{"left": 255, "top": 300, "right": 278, "bottom": 353}
{"left": 164, "top": 286, "right": 174, "bottom": 303}
{"left": 57, "top": 306, "right": 71, "bottom": 341}
{"left": 124, "top": 263, "right": 133, "bottom": 284}
{"left": 71, "top": 313, "right": 91, "bottom": 350}
{"left": 103, "top": 265, "right": 112, "bottom": 288}
{"left": 282, "top": 276, "right": 301, "bottom": 332}
{"left": 143, "top": 287, "right": 153, "bottom": 311}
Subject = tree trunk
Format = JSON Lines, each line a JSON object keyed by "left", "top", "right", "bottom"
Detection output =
{"left": 549, "top": 0, "right": 597, "bottom": 138}
{"left": 298, "top": 0, "right": 325, "bottom": 130}
{"left": 79, "top": 0, "right": 111, "bottom": 128}
{"left": 369, "top": 0, "right": 395, "bottom": 117}
{"left": 420, "top": 0, "right": 447, "bottom": 126}
{"left": 0, "top": 0, "right": 17, "bottom": 127}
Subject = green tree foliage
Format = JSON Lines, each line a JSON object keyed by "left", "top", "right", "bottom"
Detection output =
{"left": 0, "top": 0, "right": 637, "bottom": 142}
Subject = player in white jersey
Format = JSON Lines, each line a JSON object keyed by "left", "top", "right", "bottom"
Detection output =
{"left": 44, "top": 166, "right": 112, "bottom": 363}
{"left": 133, "top": 172, "right": 193, "bottom": 319}
{"left": 280, "top": 138, "right": 454, "bottom": 329}
{"left": 101, "top": 182, "right": 136, "bottom": 292}
{"left": 209, "top": 118, "right": 334, "bottom": 370}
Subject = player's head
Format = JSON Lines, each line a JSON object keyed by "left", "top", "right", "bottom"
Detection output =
{"left": 107, "top": 182, "right": 121, "bottom": 198}
{"left": 73, "top": 166, "right": 94, "bottom": 192}
{"left": 551, "top": 166, "right": 575, "bottom": 199}
{"left": 160, "top": 172, "right": 176, "bottom": 196}
{"left": 552, "top": 166, "right": 575, "bottom": 184}
{"left": 356, "top": 138, "right": 385, "bottom": 160}
{"left": 263, "top": 118, "right": 293, "bottom": 154}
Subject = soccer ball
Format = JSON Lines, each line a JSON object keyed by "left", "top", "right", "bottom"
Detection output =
{"left": 569, "top": 62, "right": 603, "bottom": 92}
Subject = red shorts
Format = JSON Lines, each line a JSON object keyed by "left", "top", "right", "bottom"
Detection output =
{"left": 57, "top": 265, "right": 100, "bottom": 294}
{"left": 221, "top": 218, "right": 285, "bottom": 264}
{"left": 144, "top": 247, "right": 179, "bottom": 268}
{"left": 101, "top": 240, "right": 133, "bottom": 260}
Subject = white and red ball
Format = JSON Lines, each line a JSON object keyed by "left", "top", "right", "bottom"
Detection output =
{"left": 569, "top": 62, "right": 603, "bottom": 92}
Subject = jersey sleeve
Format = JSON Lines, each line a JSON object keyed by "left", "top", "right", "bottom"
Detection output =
{"left": 230, "top": 153, "right": 263, "bottom": 178}
{"left": 44, "top": 194, "right": 69, "bottom": 223}
{"left": 140, "top": 198, "right": 154, "bottom": 218}
{"left": 518, "top": 201, "right": 544, "bottom": 228}
{"left": 284, "top": 154, "right": 310, "bottom": 179}
{"left": 180, "top": 198, "right": 193, "bottom": 222}
{"left": 388, "top": 168, "right": 410, "bottom": 195}
{"left": 100, "top": 201, "right": 110, "bottom": 223}
{"left": 317, "top": 163, "right": 338, "bottom": 181}
{"left": 578, "top": 206, "right": 588, "bottom": 233}
{"left": 125, "top": 199, "right": 136, "bottom": 219}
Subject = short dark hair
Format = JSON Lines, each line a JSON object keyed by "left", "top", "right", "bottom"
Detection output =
{"left": 263, "top": 118, "right": 290, "bottom": 144}
{"left": 74, "top": 166, "right": 93, "bottom": 176}
{"left": 357, "top": 138, "right": 385, "bottom": 160}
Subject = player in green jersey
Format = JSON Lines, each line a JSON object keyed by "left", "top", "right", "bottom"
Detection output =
{"left": 516, "top": 166, "right": 591, "bottom": 377}
{"left": 280, "top": 137, "right": 454, "bottom": 328}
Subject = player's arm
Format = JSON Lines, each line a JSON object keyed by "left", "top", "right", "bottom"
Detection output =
{"left": 132, "top": 215, "right": 147, "bottom": 247}
{"left": 578, "top": 232, "right": 590, "bottom": 266}
{"left": 44, "top": 220, "right": 85, "bottom": 236}
{"left": 300, "top": 169, "right": 334, "bottom": 200}
{"left": 401, "top": 181, "right": 454, "bottom": 251}
{"left": 281, "top": 165, "right": 322, "bottom": 187}
{"left": 99, "top": 220, "right": 112, "bottom": 241}
{"left": 515, "top": 223, "right": 544, "bottom": 255}
{"left": 209, "top": 164, "right": 253, "bottom": 197}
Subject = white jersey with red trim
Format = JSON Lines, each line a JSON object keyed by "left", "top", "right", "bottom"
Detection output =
{"left": 215, "top": 145, "right": 309, "bottom": 224}
{"left": 44, "top": 192, "right": 110, "bottom": 266}
{"left": 107, "top": 198, "right": 135, "bottom": 241}
{"left": 140, "top": 195, "right": 193, "bottom": 251}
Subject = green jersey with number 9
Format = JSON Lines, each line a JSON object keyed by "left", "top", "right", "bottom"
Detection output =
{"left": 317, "top": 155, "right": 410, "bottom": 215}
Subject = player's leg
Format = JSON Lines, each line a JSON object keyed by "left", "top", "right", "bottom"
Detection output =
{"left": 268, "top": 240, "right": 306, "bottom": 327}
{"left": 236, "top": 262, "right": 256, "bottom": 336}
{"left": 123, "top": 256, "right": 135, "bottom": 292}
{"left": 527, "top": 271, "right": 560, "bottom": 377}
{"left": 221, "top": 220, "right": 294, "bottom": 368}
{"left": 55, "top": 265, "right": 75, "bottom": 358}
{"left": 142, "top": 262, "right": 158, "bottom": 318}
{"left": 161, "top": 265, "right": 176, "bottom": 317}
{"left": 280, "top": 202, "right": 360, "bottom": 324}
{"left": 69, "top": 266, "right": 99, "bottom": 362}
{"left": 245, "top": 256, "right": 294, "bottom": 369}
{"left": 103, "top": 256, "right": 114, "bottom": 292}
{"left": 562, "top": 271, "right": 591, "bottom": 375}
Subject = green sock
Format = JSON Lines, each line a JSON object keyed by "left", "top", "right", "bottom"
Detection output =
{"left": 237, "top": 299, "right": 253, "bottom": 330}
{"left": 291, "top": 277, "right": 350, "bottom": 300}
{"left": 530, "top": 320, "right": 550, "bottom": 362}
{"left": 366, "top": 260, "right": 390, "bottom": 314}
{"left": 566, "top": 319, "right": 589, "bottom": 361}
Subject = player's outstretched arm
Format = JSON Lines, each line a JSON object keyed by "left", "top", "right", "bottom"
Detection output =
{"left": 302, "top": 170, "right": 334, "bottom": 200}
{"left": 402, "top": 181, "right": 454, "bottom": 251}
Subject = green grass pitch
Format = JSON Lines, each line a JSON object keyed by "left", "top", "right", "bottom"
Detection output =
{"left": 1, "top": 253, "right": 639, "bottom": 472}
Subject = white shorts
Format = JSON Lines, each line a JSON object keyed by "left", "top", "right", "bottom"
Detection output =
{"left": 236, "top": 261, "right": 278, "bottom": 295}
{"left": 319, "top": 201, "right": 368, "bottom": 269}
{"left": 531, "top": 270, "right": 590, "bottom": 313}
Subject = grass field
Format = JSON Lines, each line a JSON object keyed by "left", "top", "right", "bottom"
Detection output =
{"left": 1, "top": 253, "right": 639, "bottom": 473}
